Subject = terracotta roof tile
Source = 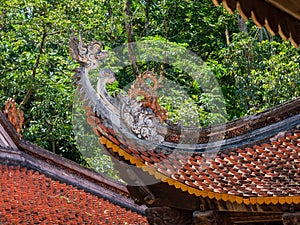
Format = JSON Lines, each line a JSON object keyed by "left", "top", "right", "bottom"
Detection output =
{"left": 0, "top": 164, "right": 148, "bottom": 225}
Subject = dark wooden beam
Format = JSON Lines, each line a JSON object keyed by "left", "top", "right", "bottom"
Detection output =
{"left": 211, "top": 0, "right": 300, "bottom": 47}
{"left": 229, "top": 212, "right": 282, "bottom": 223}
{"left": 267, "top": 0, "right": 300, "bottom": 21}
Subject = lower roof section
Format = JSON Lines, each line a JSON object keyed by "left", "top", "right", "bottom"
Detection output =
{"left": 0, "top": 111, "right": 148, "bottom": 224}
{"left": 0, "top": 163, "right": 148, "bottom": 225}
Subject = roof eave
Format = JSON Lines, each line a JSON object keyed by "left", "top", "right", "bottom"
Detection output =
{"left": 212, "top": 0, "right": 300, "bottom": 47}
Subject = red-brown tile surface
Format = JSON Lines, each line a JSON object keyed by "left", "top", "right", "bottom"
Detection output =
{"left": 0, "top": 164, "right": 148, "bottom": 225}
{"left": 119, "top": 129, "right": 300, "bottom": 197}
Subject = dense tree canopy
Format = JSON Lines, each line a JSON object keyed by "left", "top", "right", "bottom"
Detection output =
{"left": 1, "top": 0, "right": 299, "bottom": 178}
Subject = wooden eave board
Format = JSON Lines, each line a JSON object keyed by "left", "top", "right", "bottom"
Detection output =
{"left": 267, "top": 0, "right": 300, "bottom": 21}
{"left": 0, "top": 123, "right": 17, "bottom": 149}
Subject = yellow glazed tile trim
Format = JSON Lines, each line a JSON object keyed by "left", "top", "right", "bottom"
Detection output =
{"left": 99, "top": 136, "right": 300, "bottom": 206}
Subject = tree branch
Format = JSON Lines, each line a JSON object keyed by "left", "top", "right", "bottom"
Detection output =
{"left": 145, "top": 0, "right": 149, "bottom": 36}
{"left": 106, "top": 0, "right": 113, "bottom": 17}
{"left": 21, "top": 30, "right": 47, "bottom": 106}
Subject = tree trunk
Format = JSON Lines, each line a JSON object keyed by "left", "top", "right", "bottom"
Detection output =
{"left": 237, "top": 15, "right": 247, "bottom": 34}
{"left": 124, "top": 0, "right": 139, "bottom": 76}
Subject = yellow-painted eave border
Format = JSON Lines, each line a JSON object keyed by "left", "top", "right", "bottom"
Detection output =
{"left": 100, "top": 136, "right": 300, "bottom": 206}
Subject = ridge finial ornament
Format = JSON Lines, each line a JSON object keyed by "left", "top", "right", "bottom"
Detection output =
{"left": 69, "top": 33, "right": 108, "bottom": 70}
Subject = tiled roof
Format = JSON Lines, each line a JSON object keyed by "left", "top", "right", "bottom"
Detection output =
{"left": 211, "top": 0, "right": 300, "bottom": 47}
{"left": 0, "top": 164, "right": 148, "bottom": 225}
{"left": 85, "top": 97, "right": 300, "bottom": 206}
{"left": 0, "top": 111, "right": 148, "bottom": 224}
{"left": 98, "top": 127, "right": 300, "bottom": 205}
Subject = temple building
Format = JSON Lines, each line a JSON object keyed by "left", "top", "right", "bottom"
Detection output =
{"left": 0, "top": 0, "right": 299, "bottom": 224}
{"left": 69, "top": 1, "right": 300, "bottom": 224}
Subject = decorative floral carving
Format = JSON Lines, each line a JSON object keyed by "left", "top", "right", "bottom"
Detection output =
{"left": 122, "top": 98, "right": 164, "bottom": 143}
{"left": 146, "top": 207, "right": 193, "bottom": 225}
{"left": 70, "top": 37, "right": 166, "bottom": 144}
{"left": 128, "top": 71, "right": 167, "bottom": 123}
{"left": 282, "top": 212, "right": 300, "bottom": 225}
{"left": 4, "top": 98, "right": 24, "bottom": 137}
{"left": 69, "top": 35, "right": 116, "bottom": 118}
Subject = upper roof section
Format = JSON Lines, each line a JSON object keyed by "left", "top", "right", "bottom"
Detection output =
{"left": 91, "top": 95, "right": 300, "bottom": 206}
{"left": 69, "top": 36, "right": 300, "bottom": 206}
{"left": 211, "top": 0, "right": 300, "bottom": 47}
{"left": 98, "top": 124, "right": 300, "bottom": 206}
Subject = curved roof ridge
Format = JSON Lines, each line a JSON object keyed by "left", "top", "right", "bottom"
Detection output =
{"left": 162, "top": 97, "right": 300, "bottom": 145}
{"left": 222, "top": 96, "right": 300, "bottom": 139}
{"left": 165, "top": 112, "right": 300, "bottom": 153}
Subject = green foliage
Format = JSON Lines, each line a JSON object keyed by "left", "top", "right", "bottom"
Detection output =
{"left": 1, "top": 0, "right": 80, "bottom": 161}
{"left": 72, "top": 99, "right": 121, "bottom": 180}
{"left": 209, "top": 24, "right": 300, "bottom": 119}
{"left": 0, "top": 0, "right": 117, "bottom": 164}
{"left": 147, "top": 0, "right": 238, "bottom": 59}
{"left": 0, "top": 0, "right": 130, "bottom": 178}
